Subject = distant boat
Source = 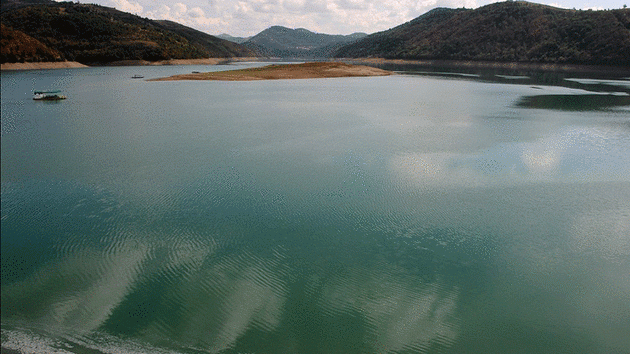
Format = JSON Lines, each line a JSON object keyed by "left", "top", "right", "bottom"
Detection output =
{"left": 33, "top": 90, "right": 66, "bottom": 101}
{"left": 192, "top": 71, "right": 200, "bottom": 73}
{"left": 132, "top": 75, "right": 144, "bottom": 79}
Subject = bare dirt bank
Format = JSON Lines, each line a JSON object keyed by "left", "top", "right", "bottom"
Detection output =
{"left": 104, "top": 57, "right": 261, "bottom": 66}
{"left": 346, "top": 58, "right": 630, "bottom": 74}
{"left": 0, "top": 58, "right": 261, "bottom": 70}
{"left": 1, "top": 61, "right": 88, "bottom": 70}
{"left": 150, "top": 62, "right": 393, "bottom": 81}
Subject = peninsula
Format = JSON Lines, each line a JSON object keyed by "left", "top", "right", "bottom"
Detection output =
{"left": 149, "top": 62, "right": 393, "bottom": 81}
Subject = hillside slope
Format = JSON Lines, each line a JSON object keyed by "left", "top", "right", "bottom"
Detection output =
{"left": 217, "top": 34, "right": 252, "bottom": 44}
{"left": 244, "top": 26, "right": 366, "bottom": 58}
{"left": 1, "top": 23, "right": 63, "bottom": 62}
{"left": 0, "top": 1, "right": 256, "bottom": 64}
{"left": 153, "top": 20, "right": 255, "bottom": 58}
{"left": 334, "top": 1, "right": 630, "bottom": 66}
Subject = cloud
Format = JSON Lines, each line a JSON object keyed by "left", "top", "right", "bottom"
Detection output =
{"left": 92, "top": 0, "right": 485, "bottom": 36}
{"left": 189, "top": 6, "right": 205, "bottom": 17}
{"left": 90, "top": 0, "right": 601, "bottom": 37}
{"left": 109, "top": 0, "right": 143, "bottom": 14}
{"left": 547, "top": 2, "right": 568, "bottom": 7}
{"left": 173, "top": 2, "right": 188, "bottom": 16}
{"left": 144, "top": 2, "right": 230, "bottom": 30}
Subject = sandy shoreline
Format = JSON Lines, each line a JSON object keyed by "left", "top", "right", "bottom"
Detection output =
{"left": 149, "top": 62, "right": 393, "bottom": 81}
{"left": 0, "top": 57, "right": 260, "bottom": 71}
{"left": 0, "top": 61, "right": 88, "bottom": 70}
{"left": 345, "top": 58, "right": 630, "bottom": 74}
{"left": 102, "top": 57, "right": 261, "bottom": 66}
{"left": 3, "top": 58, "right": 627, "bottom": 75}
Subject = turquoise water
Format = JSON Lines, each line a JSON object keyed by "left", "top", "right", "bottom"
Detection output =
{"left": 2, "top": 63, "right": 630, "bottom": 354}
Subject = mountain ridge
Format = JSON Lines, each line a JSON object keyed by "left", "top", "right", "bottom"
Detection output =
{"left": 334, "top": 1, "right": 630, "bottom": 66}
{"left": 0, "top": 0, "right": 255, "bottom": 64}
{"left": 217, "top": 34, "right": 252, "bottom": 44}
{"left": 2, "top": 0, "right": 628, "bottom": 67}
{"left": 243, "top": 26, "right": 367, "bottom": 58}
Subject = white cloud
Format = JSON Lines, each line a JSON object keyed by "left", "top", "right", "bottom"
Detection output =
{"left": 173, "top": 2, "right": 188, "bottom": 16}
{"left": 548, "top": 2, "right": 569, "bottom": 7}
{"left": 109, "top": 0, "right": 143, "bottom": 14}
{"left": 189, "top": 6, "right": 205, "bottom": 17}
{"left": 87, "top": 0, "right": 614, "bottom": 37}
{"left": 144, "top": 2, "right": 231, "bottom": 30}
{"left": 92, "top": 0, "right": 482, "bottom": 35}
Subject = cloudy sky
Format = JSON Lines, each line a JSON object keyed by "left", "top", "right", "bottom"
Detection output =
{"left": 77, "top": 0, "right": 627, "bottom": 36}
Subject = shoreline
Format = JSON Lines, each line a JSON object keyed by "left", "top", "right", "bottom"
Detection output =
{"left": 344, "top": 58, "right": 630, "bottom": 75}
{"left": 100, "top": 57, "right": 262, "bottom": 67}
{"left": 2, "top": 58, "right": 628, "bottom": 75}
{"left": 0, "top": 57, "right": 261, "bottom": 71}
{"left": 0, "top": 61, "right": 88, "bottom": 70}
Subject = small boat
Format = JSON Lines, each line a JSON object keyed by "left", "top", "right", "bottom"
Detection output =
{"left": 131, "top": 74, "right": 144, "bottom": 79}
{"left": 33, "top": 90, "right": 66, "bottom": 101}
{"left": 192, "top": 71, "right": 200, "bottom": 73}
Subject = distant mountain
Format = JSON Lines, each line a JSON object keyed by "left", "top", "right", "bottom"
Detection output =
{"left": 334, "top": 1, "right": 630, "bottom": 66}
{"left": 217, "top": 34, "right": 252, "bottom": 44}
{"left": 244, "top": 26, "right": 367, "bottom": 58}
{"left": 153, "top": 20, "right": 254, "bottom": 57}
{"left": 0, "top": 0, "right": 256, "bottom": 64}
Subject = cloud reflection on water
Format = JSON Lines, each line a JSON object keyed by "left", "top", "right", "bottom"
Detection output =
{"left": 3, "top": 241, "right": 149, "bottom": 335}
{"left": 390, "top": 126, "right": 630, "bottom": 188}
{"left": 2, "top": 222, "right": 463, "bottom": 353}
{"left": 316, "top": 266, "right": 459, "bottom": 353}
{"left": 2, "top": 233, "right": 287, "bottom": 352}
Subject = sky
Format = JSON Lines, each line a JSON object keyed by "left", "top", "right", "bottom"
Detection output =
{"left": 74, "top": 0, "right": 628, "bottom": 37}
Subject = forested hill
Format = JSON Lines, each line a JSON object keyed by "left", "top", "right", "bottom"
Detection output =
{"left": 0, "top": 0, "right": 256, "bottom": 64}
{"left": 334, "top": 1, "right": 630, "bottom": 66}
{"left": 243, "top": 26, "right": 367, "bottom": 58}
{"left": 1, "top": 22, "right": 64, "bottom": 63}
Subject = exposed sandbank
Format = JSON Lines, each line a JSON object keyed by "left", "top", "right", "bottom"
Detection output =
{"left": 149, "top": 62, "right": 393, "bottom": 81}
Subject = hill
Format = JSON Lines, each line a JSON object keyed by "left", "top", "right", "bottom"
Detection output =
{"left": 244, "top": 26, "right": 367, "bottom": 58}
{"left": 153, "top": 20, "right": 254, "bottom": 58}
{"left": 334, "top": 1, "right": 630, "bottom": 66}
{"left": 217, "top": 34, "right": 252, "bottom": 44}
{"left": 0, "top": 0, "right": 56, "bottom": 12}
{"left": 1, "top": 22, "right": 63, "bottom": 62}
{"left": 0, "top": 0, "right": 256, "bottom": 64}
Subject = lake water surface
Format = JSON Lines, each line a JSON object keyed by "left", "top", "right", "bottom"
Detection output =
{"left": 2, "top": 63, "right": 630, "bottom": 354}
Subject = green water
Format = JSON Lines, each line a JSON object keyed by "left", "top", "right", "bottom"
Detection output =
{"left": 2, "top": 63, "right": 630, "bottom": 354}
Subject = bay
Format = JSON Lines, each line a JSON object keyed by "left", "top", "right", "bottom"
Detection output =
{"left": 1, "top": 63, "right": 629, "bottom": 354}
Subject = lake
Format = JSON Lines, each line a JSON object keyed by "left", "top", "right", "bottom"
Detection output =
{"left": 2, "top": 62, "right": 629, "bottom": 354}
